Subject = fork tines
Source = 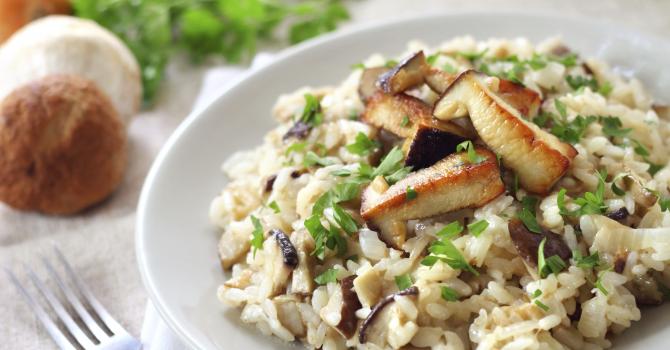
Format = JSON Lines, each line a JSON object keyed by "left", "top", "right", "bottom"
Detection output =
{"left": 5, "top": 246, "right": 137, "bottom": 350}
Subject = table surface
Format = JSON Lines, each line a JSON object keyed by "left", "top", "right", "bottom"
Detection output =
{"left": 1, "top": 1, "right": 668, "bottom": 348}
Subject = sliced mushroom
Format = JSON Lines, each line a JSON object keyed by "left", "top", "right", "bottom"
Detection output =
{"left": 358, "top": 66, "right": 390, "bottom": 101}
{"left": 272, "top": 229, "right": 299, "bottom": 268}
{"left": 219, "top": 226, "right": 252, "bottom": 270}
{"left": 626, "top": 275, "right": 663, "bottom": 306}
{"left": 433, "top": 70, "right": 577, "bottom": 194}
{"left": 606, "top": 207, "right": 629, "bottom": 222}
{"left": 353, "top": 268, "right": 384, "bottom": 308}
{"left": 653, "top": 104, "right": 670, "bottom": 120}
{"left": 260, "top": 235, "right": 294, "bottom": 298}
{"left": 362, "top": 91, "right": 469, "bottom": 139}
{"left": 336, "top": 275, "right": 363, "bottom": 338}
{"left": 404, "top": 122, "right": 467, "bottom": 170}
{"left": 361, "top": 148, "right": 504, "bottom": 248}
{"left": 378, "top": 51, "right": 429, "bottom": 94}
{"left": 283, "top": 121, "right": 311, "bottom": 140}
{"left": 359, "top": 286, "right": 419, "bottom": 345}
{"left": 622, "top": 169, "right": 658, "bottom": 209}
{"left": 424, "top": 68, "right": 457, "bottom": 95}
{"left": 508, "top": 218, "right": 571, "bottom": 268}
{"left": 289, "top": 229, "right": 316, "bottom": 295}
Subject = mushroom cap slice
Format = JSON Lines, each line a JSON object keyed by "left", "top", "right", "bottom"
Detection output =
{"left": 378, "top": 51, "right": 429, "bottom": 94}
{"left": 433, "top": 70, "right": 576, "bottom": 194}
{"left": 359, "top": 286, "right": 419, "bottom": 345}
{"left": 336, "top": 275, "right": 362, "bottom": 338}
{"left": 362, "top": 91, "right": 469, "bottom": 139}
{"left": 361, "top": 147, "right": 504, "bottom": 248}
{"left": 358, "top": 66, "right": 390, "bottom": 101}
{"left": 425, "top": 68, "right": 457, "bottom": 95}
{"left": 508, "top": 218, "right": 571, "bottom": 268}
{"left": 403, "top": 122, "right": 467, "bottom": 170}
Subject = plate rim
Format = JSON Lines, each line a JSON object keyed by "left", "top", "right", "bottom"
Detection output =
{"left": 135, "top": 11, "right": 670, "bottom": 349}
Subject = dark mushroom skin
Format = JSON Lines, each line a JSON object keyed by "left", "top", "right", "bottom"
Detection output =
{"left": 606, "top": 207, "right": 629, "bottom": 222}
{"left": 358, "top": 66, "right": 390, "bottom": 102}
{"left": 653, "top": 104, "right": 670, "bottom": 120}
{"left": 614, "top": 253, "right": 627, "bottom": 274}
{"left": 271, "top": 229, "right": 299, "bottom": 268}
{"left": 359, "top": 286, "right": 419, "bottom": 344}
{"left": 264, "top": 175, "right": 278, "bottom": 193}
{"left": 404, "top": 123, "right": 466, "bottom": 170}
{"left": 336, "top": 275, "right": 362, "bottom": 338}
{"left": 283, "top": 121, "right": 311, "bottom": 140}
{"left": 508, "top": 218, "right": 571, "bottom": 267}
{"left": 627, "top": 275, "right": 663, "bottom": 306}
{"left": 378, "top": 51, "right": 429, "bottom": 95}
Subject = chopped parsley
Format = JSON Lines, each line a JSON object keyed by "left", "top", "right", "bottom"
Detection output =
{"left": 298, "top": 93, "right": 324, "bottom": 126}
{"left": 426, "top": 53, "right": 439, "bottom": 65}
{"left": 443, "top": 63, "right": 457, "bottom": 74}
{"left": 538, "top": 237, "right": 567, "bottom": 278}
{"left": 534, "top": 300, "right": 550, "bottom": 312}
{"left": 599, "top": 116, "right": 631, "bottom": 138}
{"left": 598, "top": 81, "right": 613, "bottom": 96}
{"left": 268, "top": 200, "right": 281, "bottom": 214}
{"left": 314, "top": 268, "right": 339, "bottom": 285}
{"left": 573, "top": 250, "right": 600, "bottom": 269}
{"left": 566, "top": 75, "right": 598, "bottom": 91}
{"left": 660, "top": 198, "right": 670, "bottom": 212}
{"left": 456, "top": 140, "right": 486, "bottom": 164}
{"left": 517, "top": 208, "right": 541, "bottom": 233}
{"left": 331, "top": 182, "right": 360, "bottom": 203}
{"left": 467, "top": 219, "right": 489, "bottom": 237}
{"left": 285, "top": 141, "right": 308, "bottom": 155}
{"left": 332, "top": 203, "right": 358, "bottom": 235}
{"left": 405, "top": 186, "right": 418, "bottom": 201}
{"left": 551, "top": 115, "right": 597, "bottom": 144}
{"left": 631, "top": 139, "right": 650, "bottom": 157}
{"left": 513, "top": 173, "right": 520, "bottom": 194}
{"left": 421, "top": 239, "right": 479, "bottom": 276}
{"left": 394, "top": 274, "right": 413, "bottom": 290}
{"left": 555, "top": 53, "right": 577, "bottom": 67}
{"left": 648, "top": 162, "right": 664, "bottom": 176}
{"left": 346, "top": 132, "right": 380, "bottom": 156}
{"left": 400, "top": 115, "right": 411, "bottom": 127}
{"left": 440, "top": 286, "right": 460, "bottom": 301}
{"left": 350, "top": 62, "right": 365, "bottom": 70}
{"left": 573, "top": 171, "right": 608, "bottom": 215}
{"left": 250, "top": 215, "right": 264, "bottom": 258}
{"left": 456, "top": 48, "right": 488, "bottom": 62}
{"left": 527, "top": 53, "right": 548, "bottom": 70}
{"left": 303, "top": 151, "right": 335, "bottom": 167}
{"left": 371, "top": 147, "right": 413, "bottom": 184}
{"left": 384, "top": 59, "right": 399, "bottom": 68}
{"left": 436, "top": 221, "right": 464, "bottom": 239}
{"left": 610, "top": 173, "right": 627, "bottom": 196}
{"left": 531, "top": 289, "right": 542, "bottom": 298}
{"left": 554, "top": 99, "right": 568, "bottom": 119}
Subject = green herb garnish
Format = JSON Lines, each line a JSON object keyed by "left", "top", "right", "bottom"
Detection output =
{"left": 405, "top": 186, "right": 418, "bottom": 201}
{"left": 422, "top": 239, "right": 479, "bottom": 275}
{"left": 436, "top": 221, "right": 464, "bottom": 239}
{"left": 467, "top": 219, "right": 489, "bottom": 237}
{"left": 456, "top": 140, "right": 486, "bottom": 164}
{"left": 394, "top": 274, "right": 413, "bottom": 290}
{"left": 400, "top": 115, "right": 411, "bottom": 127}
{"left": 314, "top": 268, "right": 339, "bottom": 285}
{"left": 573, "top": 250, "right": 600, "bottom": 269}
{"left": 534, "top": 300, "right": 550, "bottom": 311}
{"left": 599, "top": 116, "right": 631, "bottom": 138}
{"left": 303, "top": 151, "right": 335, "bottom": 167}
{"left": 517, "top": 208, "right": 541, "bottom": 233}
{"left": 268, "top": 200, "right": 281, "bottom": 213}
{"left": 566, "top": 75, "right": 598, "bottom": 91}
{"left": 250, "top": 215, "right": 264, "bottom": 257}
{"left": 332, "top": 203, "right": 358, "bottom": 235}
{"left": 440, "top": 286, "right": 459, "bottom": 301}
{"left": 538, "top": 237, "right": 567, "bottom": 278}
{"left": 346, "top": 132, "right": 380, "bottom": 156}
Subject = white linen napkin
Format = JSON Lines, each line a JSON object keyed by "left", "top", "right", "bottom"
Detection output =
{"left": 139, "top": 53, "right": 276, "bottom": 350}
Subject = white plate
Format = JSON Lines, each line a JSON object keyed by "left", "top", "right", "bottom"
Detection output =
{"left": 136, "top": 12, "right": 670, "bottom": 350}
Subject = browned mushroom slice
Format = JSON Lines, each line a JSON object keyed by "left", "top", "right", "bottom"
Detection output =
{"left": 362, "top": 91, "right": 468, "bottom": 139}
{"left": 508, "top": 218, "right": 571, "bottom": 268}
{"left": 426, "top": 70, "right": 540, "bottom": 118}
{"left": 378, "top": 51, "right": 429, "bottom": 94}
{"left": 358, "top": 66, "right": 390, "bottom": 101}
{"left": 433, "top": 70, "right": 577, "bottom": 194}
{"left": 361, "top": 148, "right": 504, "bottom": 248}
{"left": 627, "top": 275, "right": 663, "bottom": 306}
{"left": 359, "top": 286, "right": 419, "bottom": 345}
{"left": 622, "top": 169, "right": 658, "bottom": 209}
{"left": 336, "top": 275, "right": 363, "bottom": 338}
{"left": 289, "top": 229, "right": 315, "bottom": 295}
{"left": 404, "top": 122, "right": 467, "bottom": 170}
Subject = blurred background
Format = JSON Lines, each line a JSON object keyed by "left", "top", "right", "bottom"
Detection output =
{"left": 0, "top": 0, "right": 668, "bottom": 348}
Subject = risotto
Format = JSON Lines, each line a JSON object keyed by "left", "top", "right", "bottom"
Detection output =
{"left": 210, "top": 36, "right": 670, "bottom": 349}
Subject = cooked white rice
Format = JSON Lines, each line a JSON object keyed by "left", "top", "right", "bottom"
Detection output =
{"left": 210, "top": 36, "right": 670, "bottom": 349}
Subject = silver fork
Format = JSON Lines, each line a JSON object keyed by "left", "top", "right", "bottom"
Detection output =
{"left": 5, "top": 246, "right": 142, "bottom": 350}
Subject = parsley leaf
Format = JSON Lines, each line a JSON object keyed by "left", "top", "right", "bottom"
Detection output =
{"left": 554, "top": 99, "right": 568, "bottom": 119}
{"left": 332, "top": 203, "right": 358, "bottom": 235}
{"left": 467, "top": 220, "right": 489, "bottom": 237}
{"left": 372, "top": 147, "right": 412, "bottom": 184}
{"left": 595, "top": 268, "right": 612, "bottom": 295}
{"left": 73, "top": 0, "right": 349, "bottom": 105}
{"left": 394, "top": 274, "right": 413, "bottom": 290}
{"left": 250, "top": 215, "right": 264, "bottom": 257}
{"left": 538, "top": 237, "right": 567, "bottom": 278}
{"left": 660, "top": 198, "right": 670, "bottom": 212}
{"left": 440, "top": 286, "right": 459, "bottom": 301}
{"left": 554, "top": 53, "right": 577, "bottom": 67}
{"left": 557, "top": 188, "right": 575, "bottom": 216}
{"left": 314, "top": 268, "right": 339, "bottom": 285}
{"left": 346, "top": 132, "right": 380, "bottom": 156}
{"left": 598, "top": 81, "right": 613, "bottom": 96}
{"left": 285, "top": 141, "right": 308, "bottom": 155}
{"left": 299, "top": 93, "right": 324, "bottom": 126}
{"left": 531, "top": 289, "right": 542, "bottom": 298}
{"left": 423, "top": 239, "right": 479, "bottom": 275}
{"left": 534, "top": 300, "right": 550, "bottom": 311}
{"left": 566, "top": 75, "right": 598, "bottom": 91}
{"left": 303, "top": 151, "right": 335, "bottom": 167}
{"left": 517, "top": 208, "right": 541, "bottom": 233}
{"left": 610, "top": 173, "right": 627, "bottom": 196}
{"left": 456, "top": 140, "right": 486, "bottom": 164}
{"left": 436, "top": 221, "right": 464, "bottom": 239}
{"left": 599, "top": 116, "right": 631, "bottom": 138}
{"left": 551, "top": 115, "right": 597, "bottom": 144}
{"left": 573, "top": 171, "right": 608, "bottom": 215}
{"left": 573, "top": 250, "right": 600, "bottom": 269}
{"left": 268, "top": 200, "right": 281, "bottom": 213}
{"left": 527, "top": 53, "right": 547, "bottom": 70}
{"left": 456, "top": 48, "right": 488, "bottom": 62}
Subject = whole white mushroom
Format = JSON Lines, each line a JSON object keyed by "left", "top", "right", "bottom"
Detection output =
{"left": 0, "top": 15, "right": 141, "bottom": 124}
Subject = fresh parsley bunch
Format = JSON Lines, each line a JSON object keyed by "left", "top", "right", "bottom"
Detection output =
{"left": 73, "top": 0, "right": 349, "bottom": 105}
